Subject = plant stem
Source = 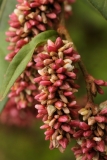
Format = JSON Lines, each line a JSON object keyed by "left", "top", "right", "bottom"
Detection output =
{"left": 57, "top": 24, "right": 94, "bottom": 103}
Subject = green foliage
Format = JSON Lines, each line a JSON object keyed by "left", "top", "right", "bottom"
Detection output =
{"left": 0, "top": 0, "right": 16, "bottom": 31}
{"left": 88, "top": 0, "right": 107, "bottom": 19}
{"left": 0, "top": 30, "right": 58, "bottom": 102}
{"left": 0, "top": 48, "right": 8, "bottom": 112}
{"left": 0, "top": 123, "right": 76, "bottom": 160}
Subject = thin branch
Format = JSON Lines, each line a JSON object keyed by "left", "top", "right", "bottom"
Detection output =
{"left": 57, "top": 7, "right": 94, "bottom": 103}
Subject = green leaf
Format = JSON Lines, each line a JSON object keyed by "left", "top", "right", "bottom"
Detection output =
{"left": 0, "top": 0, "right": 16, "bottom": 31}
{"left": 0, "top": 32, "right": 8, "bottom": 55}
{"left": 0, "top": 48, "right": 9, "bottom": 112}
{"left": 0, "top": 97, "right": 8, "bottom": 113}
{"left": 87, "top": 0, "right": 107, "bottom": 19}
{"left": 0, "top": 30, "right": 58, "bottom": 101}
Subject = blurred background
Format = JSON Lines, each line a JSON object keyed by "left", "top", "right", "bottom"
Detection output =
{"left": 0, "top": 0, "right": 107, "bottom": 159}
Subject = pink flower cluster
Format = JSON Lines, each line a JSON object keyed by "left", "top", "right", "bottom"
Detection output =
{"left": 8, "top": 60, "right": 38, "bottom": 109}
{"left": 4, "top": 0, "right": 75, "bottom": 110}
{"left": 34, "top": 37, "right": 80, "bottom": 152}
{"left": 0, "top": 98, "right": 37, "bottom": 127}
{"left": 5, "top": 0, "right": 75, "bottom": 61}
{"left": 94, "top": 79, "right": 107, "bottom": 95}
{"left": 72, "top": 101, "right": 107, "bottom": 160}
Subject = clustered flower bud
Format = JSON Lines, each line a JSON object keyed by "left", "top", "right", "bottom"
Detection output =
{"left": 8, "top": 59, "right": 38, "bottom": 109}
{"left": 84, "top": 75, "right": 107, "bottom": 97}
{"left": 3, "top": 1, "right": 107, "bottom": 159}
{"left": 34, "top": 37, "right": 81, "bottom": 152}
{"left": 94, "top": 79, "right": 107, "bottom": 95}
{"left": 5, "top": 0, "right": 75, "bottom": 61}
{"left": 5, "top": 0, "right": 75, "bottom": 110}
{"left": 0, "top": 98, "right": 37, "bottom": 126}
{"left": 72, "top": 101, "right": 107, "bottom": 160}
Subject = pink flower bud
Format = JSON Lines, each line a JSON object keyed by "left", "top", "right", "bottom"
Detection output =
{"left": 95, "top": 116, "right": 107, "bottom": 123}
{"left": 100, "top": 108, "right": 107, "bottom": 115}
{"left": 37, "top": 24, "right": 46, "bottom": 31}
{"left": 39, "top": 93, "right": 48, "bottom": 100}
{"left": 50, "top": 63, "right": 60, "bottom": 70}
{"left": 34, "top": 93, "right": 45, "bottom": 100}
{"left": 30, "top": 2, "right": 40, "bottom": 7}
{"left": 42, "top": 76, "right": 50, "bottom": 81}
{"left": 53, "top": 80, "right": 63, "bottom": 87}
{"left": 43, "top": 59, "right": 53, "bottom": 65}
{"left": 17, "top": 100, "right": 27, "bottom": 109}
{"left": 61, "top": 124, "right": 71, "bottom": 132}
{"left": 27, "top": 84, "right": 36, "bottom": 90}
{"left": 48, "top": 86, "right": 57, "bottom": 92}
{"left": 87, "top": 152, "right": 95, "bottom": 160}
{"left": 66, "top": 72, "right": 76, "bottom": 79}
{"left": 5, "top": 52, "right": 16, "bottom": 61}
{"left": 35, "top": 104, "right": 45, "bottom": 110}
{"left": 63, "top": 91, "right": 73, "bottom": 96}
{"left": 59, "top": 138, "right": 69, "bottom": 149}
{"left": 86, "top": 139, "right": 96, "bottom": 148}
{"left": 94, "top": 79, "right": 105, "bottom": 86}
{"left": 7, "top": 46, "right": 15, "bottom": 50}
{"left": 46, "top": 13, "right": 57, "bottom": 19}
{"left": 47, "top": 40, "right": 57, "bottom": 52}
{"left": 29, "top": 19, "right": 39, "bottom": 26}
{"left": 45, "top": 135, "right": 51, "bottom": 140}
{"left": 73, "top": 130, "right": 83, "bottom": 138}
{"left": 72, "top": 54, "right": 81, "bottom": 62}
{"left": 79, "top": 122, "right": 90, "bottom": 130}
{"left": 63, "top": 47, "right": 73, "bottom": 54}
{"left": 70, "top": 120, "right": 80, "bottom": 127}
{"left": 38, "top": 53, "right": 50, "bottom": 60}
{"left": 56, "top": 67, "right": 66, "bottom": 73}
{"left": 11, "top": 36, "right": 20, "bottom": 43}
{"left": 55, "top": 101, "right": 64, "bottom": 109}
{"left": 55, "top": 59, "right": 64, "bottom": 66}
{"left": 48, "top": 93, "right": 55, "bottom": 99}
{"left": 35, "top": 61, "right": 44, "bottom": 68}
{"left": 97, "top": 86, "right": 104, "bottom": 94}
{"left": 57, "top": 74, "right": 66, "bottom": 80}
{"left": 44, "top": 129, "right": 54, "bottom": 136}
{"left": 54, "top": 122, "right": 61, "bottom": 129}
{"left": 16, "top": 39, "right": 27, "bottom": 48}
{"left": 72, "top": 149, "right": 82, "bottom": 156}
{"left": 60, "top": 82, "right": 70, "bottom": 90}
{"left": 5, "top": 31, "right": 16, "bottom": 37}
{"left": 96, "top": 140, "right": 105, "bottom": 152}
{"left": 55, "top": 37, "right": 63, "bottom": 49}
{"left": 68, "top": 101, "right": 77, "bottom": 107}
{"left": 36, "top": 113, "right": 44, "bottom": 119}
{"left": 83, "top": 130, "right": 92, "bottom": 137}
{"left": 58, "top": 115, "right": 69, "bottom": 122}
{"left": 10, "top": 21, "right": 21, "bottom": 28}
{"left": 40, "top": 80, "right": 52, "bottom": 86}
{"left": 34, "top": 76, "right": 42, "bottom": 83}
{"left": 82, "top": 148, "right": 90, "bottom": 154}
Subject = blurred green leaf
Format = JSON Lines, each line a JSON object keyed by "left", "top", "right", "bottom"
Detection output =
{"left": 0, "top": 97, "right": 8, "bottom": 112}
{"left": 0, "top": 30, "right": 58, "bottom": 101}
{"left": 0, "top": 0, "right": 16, "bottom": 31}
{"left": 0, "top": 0, "right": 2, "bottom": 7}
{"left": 0, "top": 32, "right": 8, "bottom": 55}
{"left": 0, "top": 48, "right": 9, "bottom": 87}
{"left": 0, "top": 48, "right": 9, "bottom": 112}
{"left": 87, "top": 0, "right": 107, "bottom": 19}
